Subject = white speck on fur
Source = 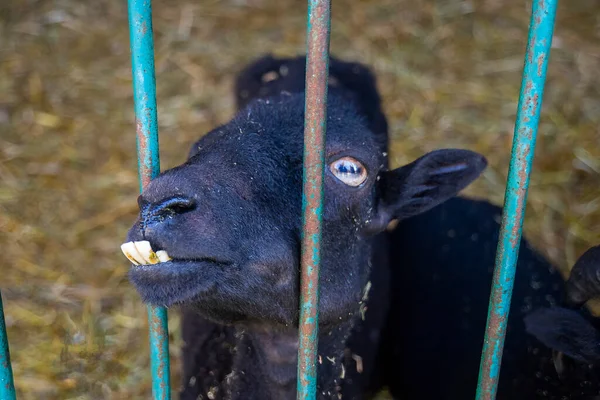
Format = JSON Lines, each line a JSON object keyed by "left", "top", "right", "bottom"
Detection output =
{"left": 352, "top": 354, "right": 363, "bottom": 373}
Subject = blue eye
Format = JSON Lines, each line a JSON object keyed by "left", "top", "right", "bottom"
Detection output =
{"left": 330, "top": 156, "right": 368, "bottom": 187}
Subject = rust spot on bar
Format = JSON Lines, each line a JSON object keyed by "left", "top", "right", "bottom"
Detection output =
{"left": 511, "top": 146, "right": 530, "bottom": 248}
{"left": 527, "top": 39, "right": 535, "bottom": 64}
{"left": 136, "top": 118, "right": 153, "bottom": 188}
{"left": 537, "top": 54, "right": 545, "bottom": 77}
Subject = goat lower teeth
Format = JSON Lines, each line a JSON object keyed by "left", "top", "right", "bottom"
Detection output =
{"left": 156, "top": 250, "right": 172, "bottom": 262}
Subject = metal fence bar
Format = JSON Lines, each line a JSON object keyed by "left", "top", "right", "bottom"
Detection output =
{"left": 475, "top": 1, "right": 558, "bottom": 399}
{"left": 0, "top": 293, "right": 16, "bottom": 400}
{"left": 297, "top": 0, "right": 331, "bottom": 399}
{"left": 127, "top": 1, "right": 171, "bottom": 399}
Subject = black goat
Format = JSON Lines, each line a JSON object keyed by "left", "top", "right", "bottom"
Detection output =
{"left": 122, "top": 54, "right": 592, "bottom": 399}
{"left": 122, "top": 54, "right": 485, "bottom": 399}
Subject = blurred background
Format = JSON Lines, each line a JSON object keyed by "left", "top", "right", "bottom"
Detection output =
{"left": 0, "top": 0, "right": 598, "bottom": 398}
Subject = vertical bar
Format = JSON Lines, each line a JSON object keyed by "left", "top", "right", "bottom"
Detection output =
{"left": 297, "top": 1, "right": 331, "bottom": 399}
{"left": 475, "top": 1, "right": 558, "bottom": 399}
{"left": 0, "top": 293, "right": 16, "bottom": 400}
{"left": 127, "top": 1, "right": 171, "bottom": 399}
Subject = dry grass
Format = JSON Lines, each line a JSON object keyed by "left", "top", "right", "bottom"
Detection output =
{"left": 0, "top": 0, "right": 598, "bottom": 398}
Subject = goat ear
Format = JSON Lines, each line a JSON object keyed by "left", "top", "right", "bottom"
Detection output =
{"left": 565, "top": 245, "right": 600, "bottom": 306}
{"left": 524, "top": 307, "right": 600, "bottom": 364}
{"left": 368, "top": 149, "right": 486, "bottom": 231}
{"left": 234, "top": 54, "right": 283, "bottom": 109}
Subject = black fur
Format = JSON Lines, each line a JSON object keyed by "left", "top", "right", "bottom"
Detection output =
{"left": 522, "top": 246, "right": 600, "bottom": 398}
{"left": 124, "top": 54, "right": 594, "bottom": 399}
{"left": 525, "top": 306, "right": 600, "bottom": 364}
{"left": 525, "top": 245, "right": 600, "bottom": 363}
{"left": 383, "top": 198, "right": 567, "bottom": 399}
{"left": 565, "top": 245, "right": 600, "bottom": 307}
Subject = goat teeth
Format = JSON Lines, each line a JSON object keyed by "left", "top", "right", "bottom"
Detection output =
{"left": 156, "top": 250, "right": 172, "bottom": 262}
{"left": 133, "top": 240, "right": 160, "bottom": 264}
{"left": 121, "top": 242, "right": 144, "bottom": 265}
{"left": 121, "top": 241, "right": 171, "bottom": 265}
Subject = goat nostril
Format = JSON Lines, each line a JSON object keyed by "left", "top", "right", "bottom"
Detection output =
{"left": 151, "top": 196, "right": 196, "bottom": 217}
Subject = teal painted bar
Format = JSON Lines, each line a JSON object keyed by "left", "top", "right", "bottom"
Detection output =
{"left": 475, "top": 1, "right": 558, "bottom": 399}
{"left": 0, "top": 293, "right": 16, "bottom": 400}
{"left": 147, "top": 307, "right": 170, "bottom": 399}
{"left": 297, "top": 0, "right": 331, "bottom": 399}
{"left": 127, "top": 1, "right": 171, "bottom": 399}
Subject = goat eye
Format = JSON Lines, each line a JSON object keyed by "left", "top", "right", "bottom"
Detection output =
{"left": 330, "top": 157, "right": 368, "bottom": 187}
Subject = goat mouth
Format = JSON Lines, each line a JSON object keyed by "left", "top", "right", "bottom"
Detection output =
{"left": 121, "top": 240, "right": 231, "bottom": 270}
{"left": 122, "top": 241, "right": 233, "bottom": 306}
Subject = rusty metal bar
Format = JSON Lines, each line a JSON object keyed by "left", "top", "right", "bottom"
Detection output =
{"left": 475, "top": 1, "right": 558, "bottom": 399}
{"left": 0, "top": 293, "right": 16, "bottom": 400}
{"left": 297, "top": 0, "right": 331, "bottom": 399}
{"left": 127, "top": 0, "right": 171, "bottom": 398}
